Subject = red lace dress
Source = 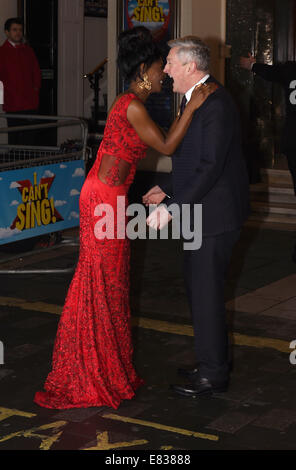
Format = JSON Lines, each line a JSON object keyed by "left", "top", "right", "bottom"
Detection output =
{"left": 34, "top": 93, "right": 147, "bottom": 409}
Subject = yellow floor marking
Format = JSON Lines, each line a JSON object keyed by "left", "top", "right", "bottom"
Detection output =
{"left": 233, "top": 333, "right": 290, "bottom": 354}
{"left": 133, "top": 317, "right": 291, "bottom": 354}
{"left": 82, "top": 431, "right": 148, "bottom": 450}
{"left": 102, "top": 413, "right": 219, "bottom": 442}
{"left": 134, "top": 317, "right": 194, "bottom": 337}
{"left": 0, "top": 420, "right": 67, "bottom": 450}
{"left": 0, "top": 296, "right": 62, "bottom": 315}
{"left": 0, "top": 407, "right": 36, "bottom": 423}
{"left": 0, "top": 296, "right": 291, "bottom": 353}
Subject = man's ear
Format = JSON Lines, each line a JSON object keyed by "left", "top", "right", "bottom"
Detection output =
{"left": 187, "top": 61, "right": 197, "bottom": 75}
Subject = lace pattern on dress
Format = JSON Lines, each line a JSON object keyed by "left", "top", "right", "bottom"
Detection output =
{"left": 98, "top": 154, "right": 131, "bottom": 187}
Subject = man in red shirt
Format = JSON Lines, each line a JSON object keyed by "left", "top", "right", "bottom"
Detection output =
{"left": 0, "top": 17, "right": 41, "bottom": 145}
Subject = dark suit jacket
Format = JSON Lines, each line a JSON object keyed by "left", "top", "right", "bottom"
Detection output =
{"left": 252, "top": 62, "right": 296, "bottom": 152}
{"left": 161, "top": 76, "right": 250, "bottom": 237}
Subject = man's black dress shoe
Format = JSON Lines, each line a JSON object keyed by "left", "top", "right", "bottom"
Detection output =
{"left": 178, "top": 365, "right": 199, "bottom": 379}
{"left": 171, "top": 376, "right": 228, "bottom": 397}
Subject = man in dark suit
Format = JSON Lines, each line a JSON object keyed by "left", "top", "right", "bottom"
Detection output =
{"left": 144, "top": 36, "right": 249, "bottom": 397}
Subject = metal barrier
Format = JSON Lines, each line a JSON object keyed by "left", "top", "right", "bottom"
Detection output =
{"left": 0, "top": 114, "right": 90, "bottom": 274}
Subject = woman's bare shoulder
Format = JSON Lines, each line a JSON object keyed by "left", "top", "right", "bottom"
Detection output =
{"left": 107, "top": 92, "right": 143, "bottom": 117}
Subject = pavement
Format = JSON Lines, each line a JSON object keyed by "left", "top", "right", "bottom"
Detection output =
{"left": 0, "top": 221, "right": 296, "bottom": 451}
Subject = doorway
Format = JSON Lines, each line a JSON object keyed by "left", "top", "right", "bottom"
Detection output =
{"left": 19, "top": 0, "right": 58, "bottom": 144}
{"left": 226, "top": 0, "right": 296, "bottom": 182}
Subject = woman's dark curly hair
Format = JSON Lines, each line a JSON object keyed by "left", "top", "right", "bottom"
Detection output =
{"left": 117, "top": 27, "right": 162, "bottom": 82}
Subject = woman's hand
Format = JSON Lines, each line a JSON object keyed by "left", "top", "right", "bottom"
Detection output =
{"left": 187, "top": 83, "right": 218, "bottom": 111}
{"left": 127, "top": 83, "right": 218, "bottom": 156}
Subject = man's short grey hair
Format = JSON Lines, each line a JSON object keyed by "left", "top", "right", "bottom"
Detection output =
{"left": 168, "top": 36, "right": 210, "bottom": 72}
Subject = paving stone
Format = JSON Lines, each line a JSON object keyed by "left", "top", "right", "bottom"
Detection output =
{"left": 1, "top": 226, "right": 296, "bottom": 449}
{"left": 231, "top": 311, "right": 296, "bottom": 341}
{"left": 245, "top": 379, "right": 296, "bottom": 411}
{"left": 262, "top": 305, "right": 296, "bottom": 320}
{"left": 0, "top": 369, "right": 14, "bottom": 380}
{"left": 257, "top": 322, "right": 296, "bottom": 341}
{"left": 253, "top": 409, "right": 296, "bottom": 431}
{"left": 239, "top": 266, "right": 296, "bottom": 291}
{"left": 5, "top": 344, "right": 43, "bottom": 360}
{"left": 233, "top": 425, "right": 296, "bottom": 450}
{"left": 112, "top": 402, "right": 151, "bottom": 418}
{"left": 52, "top": 431, "right": 100, "bottom": 451}
{"left": 241, "top": 399, "right": 271, "bottom": 407}
{"left": 167, "top": 349, "right": 196, "bottom": 365}
{"left": 206, "top": 411, "right": 258, "bottom": 434}
{"left": 10, "top": 317, "right": 54, "bottom": 329}
{"left": 226, "top": 294, "right": 280, "bottom": 315}
{"left": 0, "top": 437, "right": 40, "bottom": 451}
{"left": 52, "top": 407, "right": 106, "bottom": 423}
{"left": 258, "top": 356, "right": 292, "bottom": 374}
{"left": 0, "top": 311, "right": 10, "bottom": 319}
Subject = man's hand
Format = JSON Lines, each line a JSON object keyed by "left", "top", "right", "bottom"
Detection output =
{"left": 239, "top": 53, "right": 256, "bottom": 71}
{"left": 146, "top": 205, "right": 172, "bottom": 230}
{"left": 143, "top": 185, "right": 166, "bottom": 206}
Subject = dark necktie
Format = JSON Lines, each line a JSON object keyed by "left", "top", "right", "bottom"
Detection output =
{"left": 179, "top": 95, "right": 187, "bottom": 116}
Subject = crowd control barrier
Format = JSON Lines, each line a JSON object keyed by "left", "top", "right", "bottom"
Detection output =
{"left": 0, "top": 114, "right": 89, "bottom": 274}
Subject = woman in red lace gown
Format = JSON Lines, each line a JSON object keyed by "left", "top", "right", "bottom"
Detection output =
{"left": 34, "top": 27, "right": 214, "bottom": 409}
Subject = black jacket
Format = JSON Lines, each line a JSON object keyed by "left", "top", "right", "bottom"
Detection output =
{"left": 161, "top": 76, "right": 250, "bottom": 237}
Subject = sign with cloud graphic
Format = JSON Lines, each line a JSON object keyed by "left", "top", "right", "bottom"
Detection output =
{"left": 124, "top": 0, "right": 172, "bottom": 41}
{"left": 0, "top": 160, "right": 85, "bottom": 245}
{"left": 122, "top": 1, "right": 175, "bottom": 131}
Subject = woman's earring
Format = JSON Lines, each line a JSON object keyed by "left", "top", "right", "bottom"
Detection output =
{"left": 138, "top": 73, "right": 152, "bottom": 91}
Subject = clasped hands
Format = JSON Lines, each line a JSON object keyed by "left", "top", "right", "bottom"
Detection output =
{"left": 142, "top": 185, "right": 172, "bottom": 230}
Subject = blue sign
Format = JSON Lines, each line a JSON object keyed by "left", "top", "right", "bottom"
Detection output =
{"left": 123, "top": 0, "right": 175, "bottom": 130}
{"left": 124, "top": 0, "right": 172, "bottom": 41}
{"left": 0, "top": 160, "right": 85, "bottom": 245}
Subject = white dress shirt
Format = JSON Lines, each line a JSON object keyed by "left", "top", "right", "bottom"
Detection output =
{"left": 185, "top": 73, "right": 210, "bottom": 103}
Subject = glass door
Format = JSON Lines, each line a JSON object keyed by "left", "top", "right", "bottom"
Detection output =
{"left": 19, "top": 0, "right": 58, "bottom": 144}
{"left": 226, "top": 0, "right": 296, "bottom": 181}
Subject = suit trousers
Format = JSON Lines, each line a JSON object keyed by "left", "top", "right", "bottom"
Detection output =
{"left": 183, "top": 229, "right": 240, "bottom": 383}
